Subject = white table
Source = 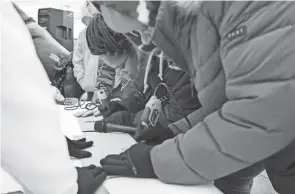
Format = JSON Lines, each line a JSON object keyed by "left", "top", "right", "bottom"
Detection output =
{"left": 1, "top": 105, "right": 222, "bottom": 194}
{"left": 80, "top": 133, "right": 222, "bottom": 194}
{"left": 69, "top": 105, "right": 222, "bottom": 194}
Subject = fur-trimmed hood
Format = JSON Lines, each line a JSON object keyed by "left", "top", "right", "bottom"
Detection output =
{"left": 90, "top": 0, "right": 202, "bottom": 73}
{"left": 148, "top": 1, "right": 202, "bottom": 74}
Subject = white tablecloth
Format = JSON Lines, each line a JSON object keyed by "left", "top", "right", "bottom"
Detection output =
{"left": 1, "top": 106, "right": 222, "bottom": 194}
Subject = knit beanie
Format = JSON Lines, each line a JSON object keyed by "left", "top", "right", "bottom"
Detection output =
{"left": 86, "top": 14, "right": 131, "bottom": 55}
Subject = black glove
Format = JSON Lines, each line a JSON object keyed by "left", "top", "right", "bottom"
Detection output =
{"left": 100, "top": 143, "right": 156, "bottom": 178}
{"left": 134, "top": 123, "right": 174, "bottom": 145}
{"left": 99, "top": 101, "right": 127, "bottom": 118}
{"left": 66, "top": 137, "right": 93, "bottom": 159}
{"left": 76, "top": 165, "right": 107, "bottom": 194}
{"left": 119, "top": 95, "right": 145, "bottom": 113}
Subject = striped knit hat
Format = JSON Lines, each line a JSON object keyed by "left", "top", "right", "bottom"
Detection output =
{"left": 86, "top": 14, "right": 131, "bottom": 55}
{"left": 90, "top": 1, "right": 160, "bottom": 53}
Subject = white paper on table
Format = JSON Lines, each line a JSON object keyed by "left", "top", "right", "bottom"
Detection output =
{"left": 104, "top": 177, "right": 222, "bottom": 194}
{"left": 1, "top": 168, "right": 24, "bottom": 194}
{"left": 58, "top": 106, "right": 84, "bottom": 139}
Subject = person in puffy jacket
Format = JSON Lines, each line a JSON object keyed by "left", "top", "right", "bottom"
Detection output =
{"left": 86, "top": 13, "right": 201, "bottom": 144}
{"left": 93, "top": 1, "right": 295, "bottom": 194}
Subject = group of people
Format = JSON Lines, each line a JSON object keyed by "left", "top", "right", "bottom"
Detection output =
{"left": 2, "top": 1, "right": 295, "bottom": 194}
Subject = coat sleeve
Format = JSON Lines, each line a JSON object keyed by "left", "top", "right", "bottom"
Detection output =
{"left": 72, "top": 31, "right": 85, "bottom": 87}
{"left": 150, "top": 12, "right": 295, "bottom": 186}
{"left": 162, "top": 71, "right": 202, "bottom": 124}
{"left": 168, "top": 70, "right": 227, "bottom": 135}
{"left": 1, "top": 2, "right": 78, "bottom": 193}
{"left": 151, "top": 67, "right": 295, "bottom": 184}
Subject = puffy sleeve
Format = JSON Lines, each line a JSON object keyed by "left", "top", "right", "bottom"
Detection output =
{"left": 150, "top": 4, "right": 295, "bottom": 184}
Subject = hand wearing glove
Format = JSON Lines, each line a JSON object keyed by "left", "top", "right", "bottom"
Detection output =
{"left": 119, "top": 94, "right": 145, "bottom": 113}
{"left": 134, "top": 123, "right": 174, "bottom": 145}
{"left": 66, "top": 137, "right": 93, "bottom": 159}
{"left": 76, "top": 165, "right": 107, "bottom": 194}
{"left": 99, "top": 101, "right": 127, "bottom": 118}
{"left": 100, "top": 143, "right": 156, "bottom": 178}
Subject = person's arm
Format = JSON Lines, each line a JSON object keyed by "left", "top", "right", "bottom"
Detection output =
{"left": 151, "top": 28, "right": 295, "bottom": 189}
{"left": 152, "top": 70, "right": 295, "bottom": 184}
{"left": 118, "top": 93, "right": 145, "bottom": 113}
{"left": 72, "top": 31, "right": 86, "bottom": 89}
{"left": 1, "top": 2, "right": 78, "bottom": 193}
{"left": 168, "top": 71, "right": 227, "bottom": 135}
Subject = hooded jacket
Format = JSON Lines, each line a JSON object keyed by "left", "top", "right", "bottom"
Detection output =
{"left": 108, "top": 49, "right": 201, "bottom": 127}
{"left": 97, "top": 1, "right": 295, "bottom": 187}
{"left": 73, "top": 28, "right": 116, "bottom": 92}
{"left": 150, "top": 1, "right": 295, "bottom": 185}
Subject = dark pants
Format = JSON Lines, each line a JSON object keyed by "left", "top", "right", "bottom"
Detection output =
{"left": 214, "top": 163, "right": 264, "bottom": 194}
{"left": 215, "top": 140, "right": 295, "bottom": 194}
{"left": 263, "top": 139, "right": 295, "bottom": 194}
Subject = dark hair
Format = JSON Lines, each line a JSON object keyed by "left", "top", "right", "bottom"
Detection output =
{"left": 86, "top": 14, "right": 132, "bottom": 56}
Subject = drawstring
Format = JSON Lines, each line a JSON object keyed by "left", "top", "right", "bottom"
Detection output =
{"left": 156, "top": 83, "right": 192, "bottom": 128}
{"left": 143, "top": 47, "right": 158, "bottom": 94}
{"left": 158, "top": 51, "right": 164, "bottom": 81}
{"left": 190, "top": 70, "right": 197, "bottom": 98}
{"left": 191, "top": 78, "right": 194, "bottom": 98}
{"left": 121, "top": 80, "right": 130, "bottom": 91}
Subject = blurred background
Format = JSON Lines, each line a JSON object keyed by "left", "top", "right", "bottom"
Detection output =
{"left": 13, "top": 0, "right": 86, "bottom": 39}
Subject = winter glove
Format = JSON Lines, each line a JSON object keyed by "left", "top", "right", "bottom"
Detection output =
{"left": 119, "top": 94, "right": 145, "bottom": 113}
{"left": 99, "top": 101, "right": 127, "bottom": 118}
{"left": 134, "top": 123, "right": 174, "bottom": 145}
{"left": 76, "top": 165, "right": 107, "bottom": 194}
{"left": 100, "top": 143, "right": 156, "bottom": 178}
{"left": 66, "top": 137, "right": 93, "bottom": 159}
